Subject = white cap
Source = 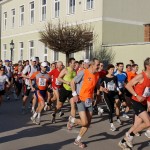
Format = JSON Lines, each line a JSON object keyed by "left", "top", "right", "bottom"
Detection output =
{"left": 30, "top": 57, "right": 37, "bottom": 61}
{"left": 41, "top": 62, "right": 48, "bottom": 67}
{"left": 84, "top": 59, "right": 90, "bottom": 63}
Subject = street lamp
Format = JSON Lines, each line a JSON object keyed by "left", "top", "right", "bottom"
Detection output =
{"left": 10, "top": 40, "right": 14, "bottom": 61}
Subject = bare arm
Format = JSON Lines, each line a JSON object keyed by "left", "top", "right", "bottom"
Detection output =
{"left": 125, "top": 73, "right": 146, "bottom": 102}
{"left": 58, "top": 68, "right": 70, "bottom": 85}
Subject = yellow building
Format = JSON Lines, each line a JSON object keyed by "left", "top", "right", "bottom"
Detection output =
{"left": 0, "top": 0, "right": 150, "bottom": 67}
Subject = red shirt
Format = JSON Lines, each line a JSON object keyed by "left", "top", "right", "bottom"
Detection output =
{"left": 99, "top": 70, "right": 107, "bottom": 79}
{"left": 132, "top": 72, "right": 150, "bottom": 105}
{"left": 49, "top": 69, "right": 62, "bottom": 89}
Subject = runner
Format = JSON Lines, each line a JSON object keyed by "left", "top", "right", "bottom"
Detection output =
{"left": 119, "top": 57, "right": 150, "bottom": 149}
{"left": 13, "top": 65, "right": 24, "bottom": 100}
{"left": 51, "top": 58, "right": 76, "bottom": 123}
{"left": 22, "top": 57, "right": 38, "bottom": 114}
{"left": 100, "top": 64, "right": 122, "bottom": 131}
{"left": 114, "top": 62, "right": 130, "bottom": 119}
{"left": 0, "top": 66, "right": 11, "bottom": 105}
{"left": 67, "top": 58, "right": 100, "bottom": 148}
{"left": 30, "top": 62, "right": 51, "bottom": 125}
{"left": 76, "top": 60, "right": 84, "bottom": 74}
{"left": 45, "top": 61, "right": 63, "bottom": 112}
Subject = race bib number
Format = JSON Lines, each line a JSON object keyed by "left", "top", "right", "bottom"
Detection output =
{"left": 118, "top": 81, "right": 124, "bottom": 89}
{"left": 39, "top": 78, "right": 46, "bottom": 86}
{"left": 0, "top": 82, "right": 4, "bottom": 91}
{"left": 142, "top": 87, "right": 150, "bottom": 97}
{"left": 84, "top": 98, "right": 92, "bottom": 107}
{"left": 55, "top": 78, "right": 62, "bottom": 85}
{"left": 107, "top": 82, "right": 116, "bottom": 91}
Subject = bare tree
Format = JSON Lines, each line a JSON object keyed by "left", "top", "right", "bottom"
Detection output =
{"left": 39, "top": 22, "right": 95, "bottom": 64}
{"left": 91, "top": 47, "right": 115, "bottom": 68}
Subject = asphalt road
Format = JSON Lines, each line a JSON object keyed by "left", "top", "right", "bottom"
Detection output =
{"left": 0, "top": 96, "right": 149, "bottom": 150}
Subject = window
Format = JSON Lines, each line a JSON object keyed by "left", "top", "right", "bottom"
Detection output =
{"left": 3, "top": 12, "right": 7, "bottom": 30}
{"left": 3, "top": 44, "right": 7, "bottom": 60}
{"left": 54, "top": 0, "right": 60, "bottom": 18}
{"left": 68, "top": 0, "right": 75, "bottom": 14}
{"left": 85, "top": 43, "right": 93, "bottom": 59}
{"left": 29, "top": 41, "right": 34, "bottom": 58}
{"left": 30, "top": 2, "right": 34, "bottom": 24}
{"left": 53, "top": 51, "right": 59, "bottom": 61}
{"left": 20, "top": 5, "right": 24, "bottom": 26}
{"left": 11, "top": 9, "right": 15, "bottom": 28}
{"left": 41, "top": 0, "right": 46, "bottom": 21}
{"left": 86, "top": 0, "right": 93, "bottom": 10}
{"left": 44, "top": 44, "right": 48, "bottom": 61}
{"left": 19, "top": 42, "right": 24, "bottom": 60}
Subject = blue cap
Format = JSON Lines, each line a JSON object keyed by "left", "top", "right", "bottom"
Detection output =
{"left": 5, "top": 60, "right": 10, "bottom": 62}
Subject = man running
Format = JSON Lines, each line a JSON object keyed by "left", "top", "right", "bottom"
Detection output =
{"left": 68, "top": 58, "right": 100, "bottom": 148}
{"left": 30, "top": 62, "right": 51, "bottom": 125}
{"left": 22, "top": 57, "right": 38, "bottom": 114}
{"left": 0, "top": 66, "right": 11, "bottom": 105}
{"left": 119, "top": 57, "right": 150, "bottom": 149}
{"left": 51, "top": 58, "right": 76, "bottom": 123}
{"left": 114, "top": 62, "right": 129, "bottom": 119}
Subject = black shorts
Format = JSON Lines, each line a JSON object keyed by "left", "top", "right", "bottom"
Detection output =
{"left": 124, "top": 89, "right": 132, "bottom": 97}
{"left": 59, "top": 87, "right": 73, "bottom": 103}
{"left": 131, "top": 99, "right": 147, "bottom": 116}
{"left": 0, "top": 90, "right": 5, "bottom": 95}
{"left": 23, "top": 85, "right": 31, "bottom": 96}
{"left": 47, "top": 88, "right": 53, "bottom": 93}
{"left": 119, "top": 88, "right": 126, "bottom": 102}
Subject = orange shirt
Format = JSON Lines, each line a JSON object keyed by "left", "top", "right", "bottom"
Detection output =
{"left": 132, "top": 72, "right": 150, "bottom": 105}
{"left": 79, "top": 69, "right": 99, "bottom": 101}
{"left": 30, "top": 71, "right": 50, "bottom": 90}
{"left": 127, "top": 71, "right": 137, "bottom": 82}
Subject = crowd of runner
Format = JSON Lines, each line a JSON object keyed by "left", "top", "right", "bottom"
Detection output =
{"left": 0, "top": 57, "right": 149, "bottom": 149}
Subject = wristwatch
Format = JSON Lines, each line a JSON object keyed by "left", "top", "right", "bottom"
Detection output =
{"left": 134, "top": 93, "right": 138, "bottom": 97}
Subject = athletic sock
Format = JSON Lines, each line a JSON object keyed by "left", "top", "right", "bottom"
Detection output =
{"left": 37, "top": 113, "right": 41, "bottom": 118}
{"left": 76, "top": 135, "right": 81, "bottom": 141}
{"left": 33, "top": 112, "right": 38, "bottom": 118}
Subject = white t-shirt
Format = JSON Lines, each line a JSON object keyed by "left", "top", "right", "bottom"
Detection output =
{"left": 0, "top": 75, "right": 9, "bottom": 91}
{"left": 5, "top": 65, "right": 12, "bottom": 78}
{"left": 22, "top": 65, "right": 37, "bottom": 85}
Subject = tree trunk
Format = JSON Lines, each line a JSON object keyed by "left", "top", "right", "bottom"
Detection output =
{"left": 66, "top": 53, "right": 69, "bottom": 67}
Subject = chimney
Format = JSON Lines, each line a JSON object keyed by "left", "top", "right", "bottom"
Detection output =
{"left": 144, "top": 24, "right": 150, "bottom": 42}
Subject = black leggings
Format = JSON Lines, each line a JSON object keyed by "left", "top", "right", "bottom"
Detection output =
{"left": 104, "top": 93, "right": 115, "bottom": 123}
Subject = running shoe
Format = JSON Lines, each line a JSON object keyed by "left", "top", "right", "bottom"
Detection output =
{"left": 122, "top": 113, "right": 130, "bottom": 119}
{"left": 74, "top": 139, "right": 86, "bottom": 148}
{"left": 118, "top": 141, "right": 130, "bottom": 150}
{"left": 145, "top": 130, "right": 150, "bottom": 138}
{"left": 59, "top": 111, "right": 64, "bottom": 117}
{"left": 117, "top": 119, "right": 122, "bottom": 125}
{"left": 67, "top": 116, "right": 73, "bottom": 130}
{"left": 35, "top": 118, "right": 40, "bottom": 125}
{"left": 98, "top": 107, "right": 104, "bottom": 116}
{"left": 110, "top": 123, "right": 116, "bottom": 131}
{"left": 125, "top": 132, "right": 133, "bottom": 148}
{"left": 30, "top": 116, "right": 36, "bottom": 124}
{"left": 51, "top": 113, "right": 56, "bottom": 123}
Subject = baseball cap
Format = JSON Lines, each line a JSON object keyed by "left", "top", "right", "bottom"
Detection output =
{"left": 5, "top": 60, "right": 10, "bottom": 62}
{"left": 41, "top": 62, "right": 48, "bottom": 67}
{"left": 84, "top": 59, "right": 90, "bottom": 64}
{"left": 30, "top": 57, "right": 37, "bottom": 61}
